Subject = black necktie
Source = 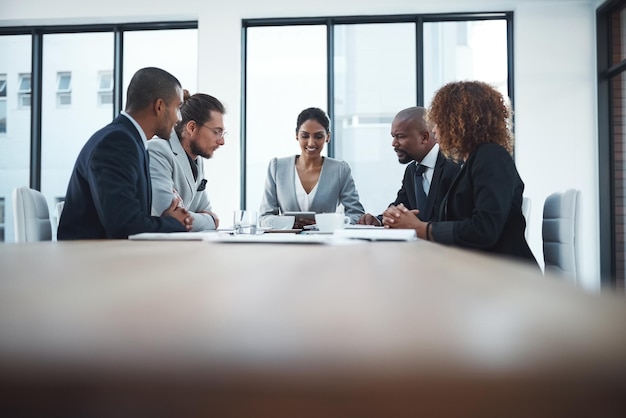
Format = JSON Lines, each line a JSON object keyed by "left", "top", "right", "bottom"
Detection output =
{"left": 414, "top": 163, "right": 427, "bottom": 214}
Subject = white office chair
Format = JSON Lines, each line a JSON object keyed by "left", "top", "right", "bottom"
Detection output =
{"left": 12, "top": 186, "right": 53, "bottom": 242}
{"left": 542, "top": 189, "right": 580, "bottom": 281}
{"left": 521, "top": 197, "right": 531, "bottom": 240}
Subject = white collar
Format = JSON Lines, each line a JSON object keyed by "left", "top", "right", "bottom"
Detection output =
{"left": 417, "top": 142, "right": 439, "bottom": 169}
{"left": 120, "top": 111, "right": 148, "bottom": 149}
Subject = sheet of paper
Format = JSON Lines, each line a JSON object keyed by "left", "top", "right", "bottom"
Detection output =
{"left": 128, "top": 232, "right": 217, "bottom": 241}
{"left": 334, "top": 228, "right": 417, "bottom": 241}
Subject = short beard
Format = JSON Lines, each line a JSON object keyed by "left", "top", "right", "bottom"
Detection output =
{"left": 190, "top": 142, "right": 212, "bottom": 159}
{"left": 394, "top": 148, "right": 412, "bottom": 165}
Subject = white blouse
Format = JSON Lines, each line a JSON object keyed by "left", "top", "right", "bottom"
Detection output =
{"left": 294, "top": 164, "right": 319, "bottom": 211}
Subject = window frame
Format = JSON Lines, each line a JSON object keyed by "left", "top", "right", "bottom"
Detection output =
{"left": 0, "top": 21, "right": 198, "bottom": 191}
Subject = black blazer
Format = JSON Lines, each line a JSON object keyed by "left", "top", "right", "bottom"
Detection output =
{"left": 387, "top": 151, "right": 460, "bottom": 221}
{"left": 58, "top": 115, "right": 186, "bottom": 239}
{"left": 432, "top": 143, "right": 537, "bottom": 265}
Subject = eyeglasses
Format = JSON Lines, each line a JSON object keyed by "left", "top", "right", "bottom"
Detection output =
{"left": 201, "top": 124, "right": 228, "bottom": 140}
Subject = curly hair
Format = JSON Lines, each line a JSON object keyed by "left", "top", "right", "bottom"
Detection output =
{"left": 426, "top": 81, "right": 513, "bottom": 161}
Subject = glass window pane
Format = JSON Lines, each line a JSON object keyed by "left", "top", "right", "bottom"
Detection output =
{"left": 122, "top": 29, "right": 198, "bottom": 107}
{"left": 0, "top": 100, "right": 6, "bottom": 133}
{"left": 245, "top": 25, "right": 327, "bottom": 211}
{"left": 0, "top": 35, "right": 31, "bottom": 242}
{"left": 333, "top": 23, "right": 416, "bottom": 216}
{"left": 0, "top": 75, "right": 6, "bottom": 97}
{"left": 57, "top": 93, "right": 71, "bottom": 106}
{"left": 57, "top": 72, "right": 71, "bottom": 91}
{"left": 423, "top": 20, "right": 509, "bottom": 107}
{"left": 98, "top": 71, "right": 112, "bottom": 90}
{"left": 41, "top": 32, "right": 114, "bottom": 239}
{"left": 18, "top": 74, "right": 30, "bottom": 91}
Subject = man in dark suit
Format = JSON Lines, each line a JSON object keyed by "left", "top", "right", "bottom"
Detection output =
{"left": 58, "top": 67, "right": 192, "bottom": 240}
{"left": 358, "top": 106, "right": 459, "bottom": 226}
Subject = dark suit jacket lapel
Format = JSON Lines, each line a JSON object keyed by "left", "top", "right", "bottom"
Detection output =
{"left": 115, "top": 115, "right": 152, "bottom": 211}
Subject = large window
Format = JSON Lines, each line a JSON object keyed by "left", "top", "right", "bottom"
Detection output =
{"left": 423, "top": 19, "right": 509, "bottom": 107}
{"left": 598, "top": 0, "right": 626, "bottom": 289}
{"left": 0, "top": 34, "right": 31, "bottom": 242}
{"left": 333, "top": 23, "right": 416, "bottom": 215}
{"left": 245, "top": 25, "right": 327, "bottom": 210}
{"left": 243, "top": 14, "right": 512, "bottom": 215}
{"left": 122, "top": 29, "right": 198, "bottom": 107}
{"left": 0, "top": 23, "right": 197, "bottom": 242}
{"left": 41, "top": 32, "right": 115, "bottom": 232}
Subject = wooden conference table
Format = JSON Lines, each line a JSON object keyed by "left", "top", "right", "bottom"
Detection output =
{"left": 0, "top": 237, "right": 625, "bottom": 416}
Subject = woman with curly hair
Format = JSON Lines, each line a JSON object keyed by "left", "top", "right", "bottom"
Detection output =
{"left": 383, "top": 81, "right": 537, "bottom": 265}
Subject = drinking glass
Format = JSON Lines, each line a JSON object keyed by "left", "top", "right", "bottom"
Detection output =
{"left": 233, "top": 210, "right": 258, "bottom": 235}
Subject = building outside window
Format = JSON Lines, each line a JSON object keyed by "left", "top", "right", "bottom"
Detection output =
{"left": 97, "top": 70, "right": 112, "bottom": 106}
{"left": 17, "top": 73, "right": 30, "bottom": 108}
{"left": 56, "top": 72, "right": 71, "bottom": 107}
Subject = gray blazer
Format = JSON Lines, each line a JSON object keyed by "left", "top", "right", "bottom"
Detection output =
{"left": 147, "top": 131, "right": 216, "bottom": 231}
{"left": 259, "top": 155, "right": 365, "bottom": 224}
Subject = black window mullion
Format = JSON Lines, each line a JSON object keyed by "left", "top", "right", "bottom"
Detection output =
{"left": 113, "top": 28, "right": 123, "bottom": 118}
{"left": 30, "top": 30, "right": 43, "bottom": 191}
{"left": 415, "top": 17, "right": 424, "bottom": 106}
{"left": 327, "top": 19, "right": 335, "bottom": 159}
{"left": 240, "top": 25, "right": 248, "bottom": 210}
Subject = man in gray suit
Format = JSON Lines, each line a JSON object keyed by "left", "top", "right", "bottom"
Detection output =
{"left": 358, "top": 106, "right": 459, "bottom": 225}
{"left": 148, "top": 92, "right": 226, "bottom": 231}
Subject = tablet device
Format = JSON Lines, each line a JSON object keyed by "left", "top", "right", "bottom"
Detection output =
{"left": 283, "top": 211, "right": 316, "bottom": 221}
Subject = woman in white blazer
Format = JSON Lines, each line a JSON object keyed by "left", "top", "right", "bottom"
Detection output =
{"left": 259, "top": 107, "right": 365, "bottom": 228}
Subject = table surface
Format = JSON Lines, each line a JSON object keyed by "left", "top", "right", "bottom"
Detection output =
{"left": 1, "top": 238, "right": 625, "bottom": 416}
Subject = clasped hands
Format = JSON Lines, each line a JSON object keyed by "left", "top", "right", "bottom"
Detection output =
{"left": 382, "top": 204, "right": 431, "bottom": 240}
{"left": 382, "top": 203, "right": 421, "bottom": 230}
{"left": 357, "top": 205, "right": 423, "bottom": 231}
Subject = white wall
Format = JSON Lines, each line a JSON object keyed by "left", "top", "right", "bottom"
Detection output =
{"left": 0, "top": 0, "right": 603, "bottom": 289}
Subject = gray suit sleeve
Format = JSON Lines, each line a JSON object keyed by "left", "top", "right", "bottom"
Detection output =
{"left": 259, "top": 158, "right": 281, "bottom": 219}
{"left": 338, "top": 161, "right": 365, "bottom": 223}
{"left": 147, "top": 139, "right": 177, "bottom": 216}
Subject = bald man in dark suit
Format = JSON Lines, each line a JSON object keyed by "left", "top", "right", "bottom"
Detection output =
{"left": 358, "top": 107, "right": 459, "bottom": 226}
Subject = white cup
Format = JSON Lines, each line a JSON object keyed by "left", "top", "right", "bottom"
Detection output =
{"left": 315, "top": 213, "right": 351, "bottom": 233}
{"left": 268, "top": 216, "right": 295, "bottom": 230}
{"left": 233, "top": 209, "right": 258, "bottom": 234}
